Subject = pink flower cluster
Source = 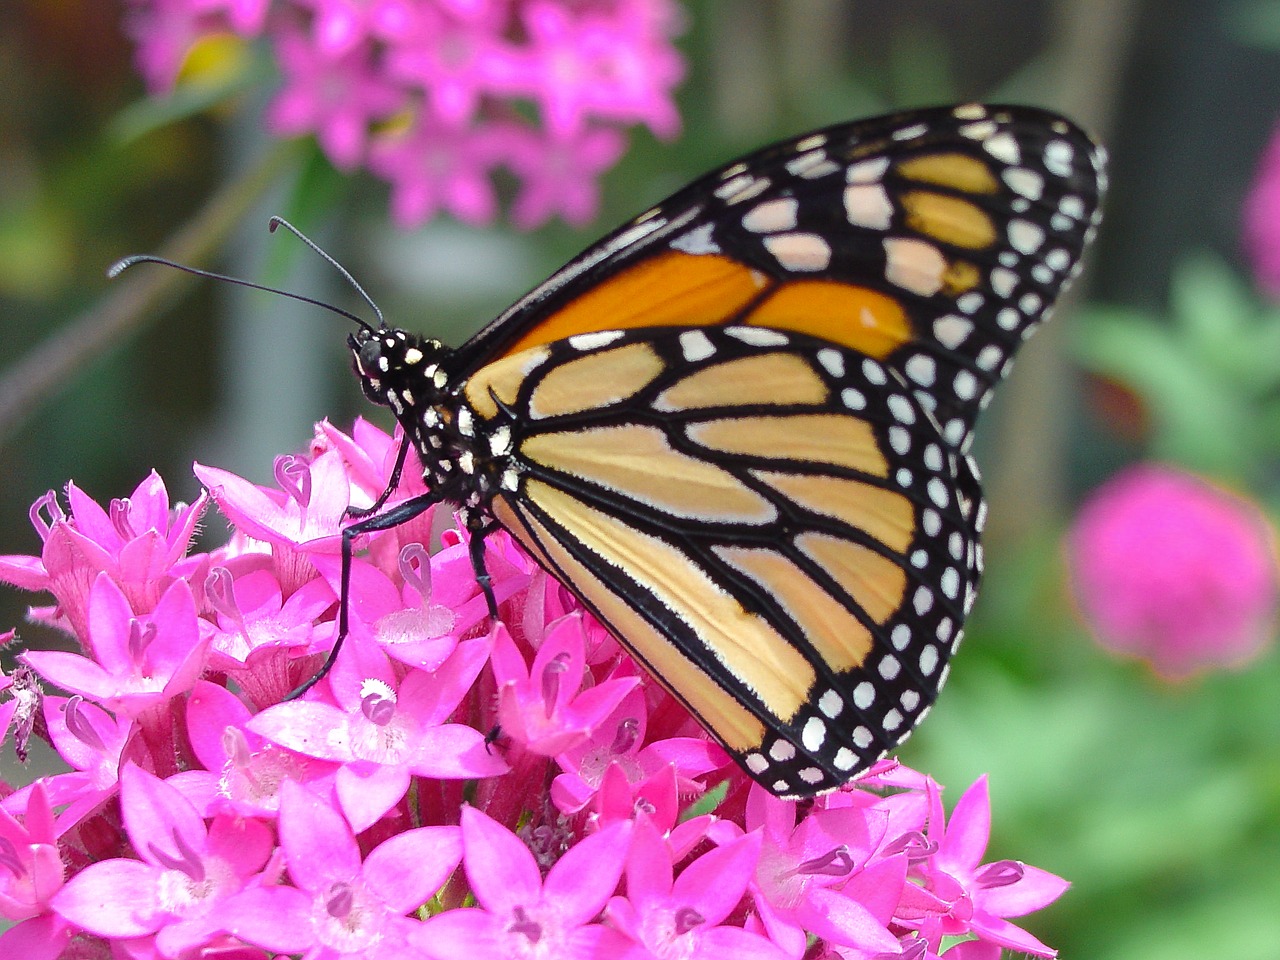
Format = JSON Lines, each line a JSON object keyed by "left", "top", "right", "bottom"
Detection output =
{"left": 0, "top": 418, "right": 1067, "bottom": 960}
{"left": 1068, "top": 463, "right": 1278, "bottom": 680}
{"left": 122, "top": 0, "right": 685, "bottom": 228}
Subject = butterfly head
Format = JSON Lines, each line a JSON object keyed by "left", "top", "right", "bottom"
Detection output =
{"left": 348, "top": 326, "right": 451, "bottom": 415}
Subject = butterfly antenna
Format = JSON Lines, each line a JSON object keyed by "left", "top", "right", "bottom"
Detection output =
{"left": 268, "top": 216, "right": 386, "bottom": 330}
{"left": 109, "top": 254, "right": 377, "bottom": 333}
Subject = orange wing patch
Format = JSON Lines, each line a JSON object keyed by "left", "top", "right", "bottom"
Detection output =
{"left": 745, "top": 280, "right": 913, "bottom": 359}
{"left": 499, "top": 251, "right": 769, "bottom": 358}
{"left": 896, "top": 151, "right": 1000, "bottom": 193}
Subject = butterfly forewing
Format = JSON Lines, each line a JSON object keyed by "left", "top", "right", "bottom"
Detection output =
{"left": 463, "top": 325, "right": 983, "bottom": 797}
{"left": 456, "top": 104, "right": 1105, "bottom": 457}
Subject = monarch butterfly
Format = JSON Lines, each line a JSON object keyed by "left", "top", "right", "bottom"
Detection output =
{"left": 340, "top": 103, "right": 1105, "bottom": 798}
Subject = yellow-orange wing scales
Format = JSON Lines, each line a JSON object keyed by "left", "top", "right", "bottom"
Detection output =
{"left": 463, "top": 325, "right": 983, "bottom": 797}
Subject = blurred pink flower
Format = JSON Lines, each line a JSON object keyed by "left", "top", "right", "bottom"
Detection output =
{"left": 1068, "top": 463, "right": 1278, "bottom": 679}
{"left": 124, "top": 0, "right": 687, "bottom": 227}
{"left": 268, "top": 30, "right": 407, "bottom": 170}
{"left": 1244, "top": 117, "right": 1280, "bottom": 299}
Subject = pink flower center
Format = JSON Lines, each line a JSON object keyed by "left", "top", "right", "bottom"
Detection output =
{"left": 148, "top": 827, "right": 206, "bottom": 882}
{"left": 610, "top": 717, "right": 640, "bottom": 753}
{"left": 110, "top": 498, "right": 137, "bottom": 539}
{"left": 0, "top": 836, "right": 26, "bottom": 879}
{"left": 976, "top": 859, "right": 1024, "bottom": 888}
{"left": 673, "top": 907, "right": 704, "bottom": 936}
{"left": 274, "top": 455, "right": 312, "bottom": 507}
{"left": 883, "top": 830, "right": 937, "bottom": 861}
{"left": 508, "top": 904, "right": 542, "bottom": 943}
{"left": 206, "top": 567, "right": 242, "bottom": 625}
{"left": 127, "top": 619, "right": 157, "bottom": 664}
{"left": 28, "top": 490, "right": 62, "bottom": 541}
{"left": 63, "top": 697, "right": 105, "bottom": 751}
{"left": 794, "top": 845, "right": 855, "bottom": 878}
{"left": 326, "top": 880, "right": 355, "bottom": 919}
{"left": 541, "top": 651, "right": 571, "bottom": 714}
{"left": 362, "top": 689, "right": 397, "bottom": 726}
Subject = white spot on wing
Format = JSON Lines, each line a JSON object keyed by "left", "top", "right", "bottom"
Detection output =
{"left": 847, "top": 156, "right": 890, "bottom": 183}
{"left": 671, "top": 223, "right": 719, "bottom": 255}
{"left": 742, "top": 197, "right": 799, "bottom": 233}
{"left": 933, "top": 314, "right": 972, "bottom": 349}
{"left": 763, "top": 233, "right": 831, "bottom": 272}
{"left": 844, "top": 184, "right": 894, "bottom": 229}
{"left": 568, "top": 330, "right": 625, "bottom": 351}
{"left": 679, "top": 330, "right": 716, "bottom": 362}
{"left": 983, "top": 131, "right": 1021, "bottom": 165}
{"left": 883, "top": 238, "right": 947, "bottom": 296}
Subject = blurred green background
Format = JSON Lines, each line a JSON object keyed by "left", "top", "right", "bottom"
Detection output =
{"left": 4, "top": 2, "right": 1280, "bottom": 959}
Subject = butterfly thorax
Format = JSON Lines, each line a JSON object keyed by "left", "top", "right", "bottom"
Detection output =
{"left": 348, "top": 326, "right": 498, "bottom": 514}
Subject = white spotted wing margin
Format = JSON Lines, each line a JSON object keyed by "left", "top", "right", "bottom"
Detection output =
{"left": 468, "top": 324, "right": 983, "bottom": 798}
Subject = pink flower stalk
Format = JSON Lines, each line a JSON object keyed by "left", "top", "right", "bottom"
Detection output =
{"left": 1244, "top": 116, "right": 1280, "bottom": 299}
{"left": 0, "top": 418, "right": 1069, "bottom": 957}
{"left": 1068, "top": 463, "right": 1279, "bottom": 679}
{"left": 122, "top": 0, "right": 687, "bottom": 228}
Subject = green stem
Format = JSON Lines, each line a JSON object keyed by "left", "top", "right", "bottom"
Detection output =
{"left": 0, "top": 139, "right": 299, "bottom": 446}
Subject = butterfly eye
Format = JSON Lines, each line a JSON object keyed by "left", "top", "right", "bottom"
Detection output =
{"left": 357, "top": 339, "right": 384, "bottom": 377}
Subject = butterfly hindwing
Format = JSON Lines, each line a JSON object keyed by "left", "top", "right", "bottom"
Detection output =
{"left": 464, "top": 324, "right": 983, "bottom": 797}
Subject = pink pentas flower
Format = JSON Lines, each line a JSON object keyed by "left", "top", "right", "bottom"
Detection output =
{"left": 225, "top": 780, "right": 461, "bottom": 958}
{"left": 169, "top": 680, "right": 336, "bottom": 818}
{"left": 312, "top": 419, "right": 429, "bottom": 511}
{"left": 0, "top": 781, "right": 65, "bottom": 918}
{"left": 550, "top": 683, "right": 727, "bottom": 814}
{"left": 0, "top": 781, "right": 73, "bottom": 960}
{"left": 593, "top": 763, "right": 716, "bottom": 862}
{"left": 500, "top": 0, "right": 683, "bottom": 139}
{"left": 248, "top": 636, "right": 506, "bottom": 830}
{"left": 293, "top": 0, "right": 424, "bottom": 59}
{"left": 602, "top": 817, "right": 790, "bottom": 960}
{"left": 742, "top": 785, "right": 902, "bottom": 957}
{"left": 491, "top": 614, "right": 640, "bottom": 757}
{"left": 384, "top": 4, "right": 512, "bottom": 127}
{"left": 504, "top": 122, "right": 628, "bottom": 229}
{"left": 0, "top": 472, "right": 207, "bottom": 640}
{"left": 916, "top": 776, "right": 1068, "bottom": 959}
{"left": 195, "top": 451, "right": 353, "bottom": 601}
{"left": 3, "top": 696, "right": 130, "bottom": 832}
{"left": 369, "top": 110, "right": 505, "bottom": 226}
{"left": 51, "top": 765, "right": 274, "bottom": 957}
{"left": 1244, "top": 116, "right": 1280, "bottom": 299}
{"left": 203, "top": 564, "right": 335, "bottom": 689}
{"left": 22, "top": 575, "right": 209, "bottom": 718}
{"left": 413, "top": 805, "right": 632, "bottom": 960}
{"left": 123, "top": 0, "right": 224, "bottom": 93}
{"left": 1068, "top": 463, "right": 1279, "bottom": 679}
{"left": 268, "top": 30, "right": 407, "bottom": 170}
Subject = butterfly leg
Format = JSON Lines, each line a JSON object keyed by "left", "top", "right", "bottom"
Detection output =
{"left": 344, "top": 431, "right": 412, "bottom": 521}
{"left": 288, "top": 491, "right": 440, "bottom": 698}
{"left": 466, "top": 517, "right": 500, "bottom": 620}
